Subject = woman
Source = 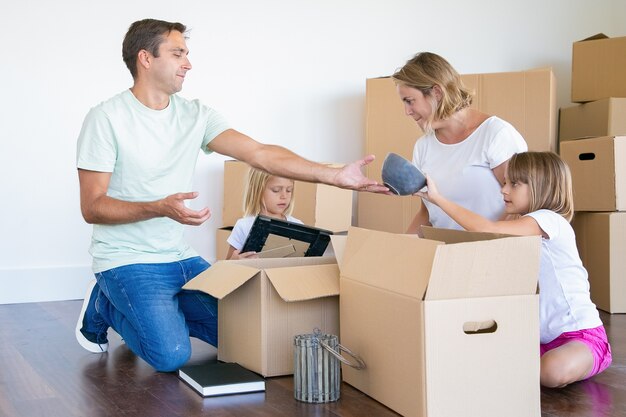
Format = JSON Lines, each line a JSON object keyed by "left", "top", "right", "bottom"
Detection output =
{"left": 392, "top": 52, "right": 527, "bottom": 234}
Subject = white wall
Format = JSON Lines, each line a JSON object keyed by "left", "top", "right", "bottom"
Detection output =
{"left": 1, "top": 0, "right": 624, "bottom": 303}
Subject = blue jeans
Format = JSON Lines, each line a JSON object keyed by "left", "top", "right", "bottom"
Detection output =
{"left": 94, "top": 257, "right": 217, "bottom": 372}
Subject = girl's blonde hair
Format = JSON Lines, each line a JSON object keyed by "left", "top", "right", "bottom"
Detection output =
{"left": 243, "top": 168, "right": 295, "bottom": 217}
{"left": 392, "top": 52, "right": 474, "bottom": 128}
{"left": 507, "top": 152, "right": 574, "bottom": 222}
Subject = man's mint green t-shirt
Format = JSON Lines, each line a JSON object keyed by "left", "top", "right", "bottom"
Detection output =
{"left": 76, "top": 90, "right": 231, "bottom": 273}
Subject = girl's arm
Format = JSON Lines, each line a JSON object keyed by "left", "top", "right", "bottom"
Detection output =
{"left": 226, "top": 245, "right": 259, "bottom": 260}
{"left": 417, "top": 176, "right": 545, "bottom": 237}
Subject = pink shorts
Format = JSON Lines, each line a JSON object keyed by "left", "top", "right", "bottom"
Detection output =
{"left": 540, "top": 326, "right": 612, "bottom": 379}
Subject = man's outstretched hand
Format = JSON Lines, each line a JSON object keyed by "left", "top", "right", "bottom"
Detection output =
{"left": 333, "top": 155, "right": 390, "bottom": 193}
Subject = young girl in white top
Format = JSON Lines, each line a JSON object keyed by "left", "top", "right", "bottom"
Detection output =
{"left": 227, "top": 168, "right": 303, "bottom": 260}
{"left": 417, "top": 151, "right": 611, "bottom": 388}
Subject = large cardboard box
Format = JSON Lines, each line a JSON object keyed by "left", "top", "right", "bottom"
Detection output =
{"left": 572, "top": 212, "right": 626, "bottom": 313}
{"left": 339, "top": 227, "right": 541, "bottom": 417}
{"left": 222, "top": 160, "right": 353, "bottom": 232}
{"left": 360, "top": 69, "right": 557, "bottom": 232}
{"left": 572, "top": 34, "right": 626, "bottom": 103}
{"left": 356, "top": 192, "right": 421, "bottom": 234}
{"left": 560, "top": 136, "right": 626, "bottom": 211}
{"left": 560, "top": 98, "right": 626, "bottom": 141}
{"left": 183, "top": 256, "right": 339, "bottom": 376}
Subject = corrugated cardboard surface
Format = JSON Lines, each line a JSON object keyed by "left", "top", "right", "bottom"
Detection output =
{"left": 357, "top": 191, "right": 422, "bottom": 233}
{"left": 222, "top": 160, "right": 250, "bottom": 227}
{"left": 560, "top": 98, "right": 626, "bottom": 141}
{"left": 222, "top": 160, "right": 353, "bottom": 232}
{"left": 560, "top": 136, "right": 626, "bottom": 211}
{"left": 421, "top": 225, "right": 513, "bottom": 243}
{"left": 426, "top": 236, "right": 540, "bottom": 300}
{"left": 573, "top": 212, "right": 626, "bottom": 313}
{"left": 572, "top": 34, "right": 626, "bottom": 103}
{"left": 183, "top": 256, "right": 339, "bottom": 376}
{"left": 359, "top": 69, "right": 556, "bottom": 233}
{"left": 424, "top": 295, "right": 540, "bottom": 417}
{"left": 215, "top": 227, "right": 232, "bottom": 261}
{"left": 463, "top": 68, "right": 557, "bottom": 153}
{"left": 340, "top": 227, "right": 540, "bottom": 417}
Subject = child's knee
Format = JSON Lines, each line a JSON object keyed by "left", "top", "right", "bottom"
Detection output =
{"left": 540, "top": 356, "right": 584, "bottom": 388}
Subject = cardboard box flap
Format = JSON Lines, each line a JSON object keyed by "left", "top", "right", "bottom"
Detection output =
{"left": 265, "top": 264, "right": 340, "bottom": 302}
{"left": 182, "top": 262, "right": 260, "bottom": 299}
{"left": 579, "top": 33, "right": 608, "bottom": 42}
{"left": 330, "top": 235, "right": 347, "bottom": 270}
{"left": 342, "top": 227, "right": 442, "bottom": 298}
{"left": 422, "top": 226, "right": 513, "bottom": 243}
{"left": 425, "top": 235, "right": 541, "bottom": 300}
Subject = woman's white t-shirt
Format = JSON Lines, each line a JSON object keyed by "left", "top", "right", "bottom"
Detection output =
{"left": 413, "top": 116, "right": 527, "bottom": 229}
{"left": 525, "top": 209, "right": 602, "bottom": 344}
{"left": 227, "top": 215, "right": 304, "bottom": 251}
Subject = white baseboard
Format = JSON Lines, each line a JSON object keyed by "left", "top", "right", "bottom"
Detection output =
{"left": 0, "top": 265, "right": 93, "bottom": 304}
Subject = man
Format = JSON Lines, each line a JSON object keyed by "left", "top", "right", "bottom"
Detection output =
{"left": 75, "top": 18, "right": 385, "bottom": 372}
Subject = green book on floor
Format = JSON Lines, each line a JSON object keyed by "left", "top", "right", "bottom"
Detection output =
{"left": 178, "top": 362, "right": 265, "bottom": 397}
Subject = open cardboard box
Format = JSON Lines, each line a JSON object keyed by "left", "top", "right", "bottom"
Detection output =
{"left": 183, "top": 256, "right": 339, "bottom": 377}
{"left": 337, "top": 226, "right": 541, "bottom": 417}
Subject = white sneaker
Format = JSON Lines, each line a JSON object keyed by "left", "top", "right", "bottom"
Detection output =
{"left": 75, "top": 280, "right": 109, "bottom": 353}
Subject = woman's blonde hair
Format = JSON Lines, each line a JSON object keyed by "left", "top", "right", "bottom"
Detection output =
{"left": 243, "top": 168, "right": 295, "bottom": 217}
{"left": 507, "top": 152, "right": 574, "bottom": 222}
{"left": 392, "top": 52, "right": 473, "bottom": 129}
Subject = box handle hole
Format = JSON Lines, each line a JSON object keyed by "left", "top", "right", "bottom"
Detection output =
{"left": 579, "top": 153, "right": 596, "bottom": 161}
{"left": 463, "top": 320, "right": 498, "bottom": 335}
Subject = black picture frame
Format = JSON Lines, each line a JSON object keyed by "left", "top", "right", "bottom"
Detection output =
{"left": 241, "top": 215, "right": 333, "bottom": 257}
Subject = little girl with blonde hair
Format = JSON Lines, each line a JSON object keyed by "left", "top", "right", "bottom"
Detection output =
{"left": 226, "top": 168, "right": 303, "bottom": 260}
{"left": 418, "top": 151, "right": 611, "bottom": 388}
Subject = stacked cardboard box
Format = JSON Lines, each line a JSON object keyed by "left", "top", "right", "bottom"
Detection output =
{"left": 560, "top": 33, "right": 626, "bottom": 313}
{"left": 216, "top": 160, "right": 354, "bottom": 260}
{"left": 359, "top": 68, "right": 557, "bottom": 233}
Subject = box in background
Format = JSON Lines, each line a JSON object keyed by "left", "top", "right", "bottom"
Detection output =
{"left": 215, "top": 227, "right": 232, "bottom": 261}
{"left": 573, "top": 212, "right": 626, "bottom": 313}
{"left": 183, "top": 256, "right": 339, "bottom": 377}
{"left": 222, "top": 160, "right": 353, "bottom": 232}
{"left": 560, "top": 98, "right": 626, "bottom": 142}
{"left": 571, "top": 34, "right": 626, "bottom": 103}
{"left": 360, "top": 69, "right": 557, "bottom": 233}
{"left": 339, "top": 226, "right": 541, "bottom": 417}
{"left": 357, "top": 191, "right": 421, "bottom": 233}
{"left": 560, "top": 136, "right": 626, "bottom": 211}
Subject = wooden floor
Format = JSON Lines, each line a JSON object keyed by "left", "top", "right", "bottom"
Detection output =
{"left": 0, "top": 301, "right": 625, "bottom": 417}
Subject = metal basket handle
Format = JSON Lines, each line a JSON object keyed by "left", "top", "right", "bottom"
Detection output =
{"left": 319, "top": 340, "right": 366, "bottom": 370}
